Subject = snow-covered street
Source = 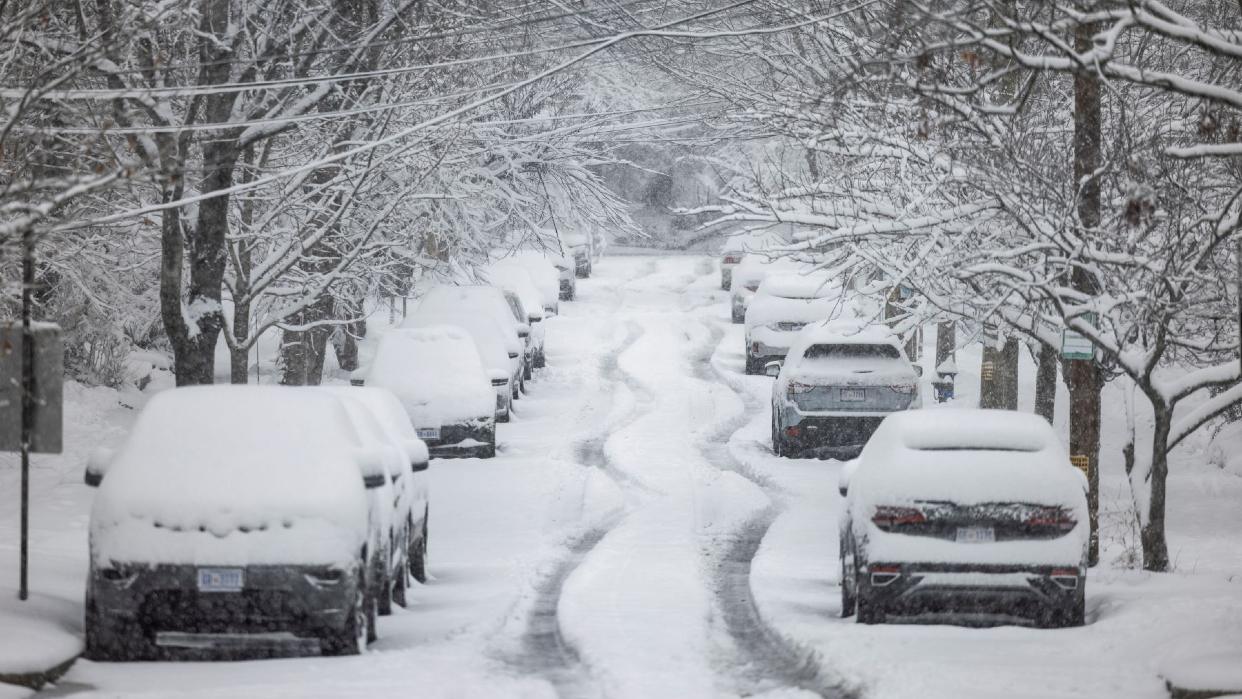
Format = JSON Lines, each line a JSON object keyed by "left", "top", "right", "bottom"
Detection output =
{"left": 3, "top": 254, "right": 1242, "bottom": 698}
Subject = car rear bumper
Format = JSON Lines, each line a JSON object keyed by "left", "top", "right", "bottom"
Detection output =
{"left": 423, "top": 419, "right": 494, "bottom": 457}
{"left": 859, "top": 562, "right": 1084, "bottom": 621}
{"left": 779, "top": 414, "right": 889, "bottom": 458}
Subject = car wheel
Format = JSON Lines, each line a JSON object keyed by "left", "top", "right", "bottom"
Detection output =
{"left": 855, "top": 584, "right": 885, "bottom": 625}
{"left": 376, "top": 547, "right": 393, "bottom": 617}
{"left": 839, "top": 543, "right": 857, "bottom": 618}
{"left": 322, "top": 581, "right": 367, "bottom": 656}
{"left": 744, "top": 356, "right": 761, "bottom": 375}
{"left": 391, "top": 530, "right": 409, "bottom": 608}
{"left": 411, "top": 516, "right": 429, "bottom": 583}
{"left": 1046, "top": 599, "right": 1085, "bottom": 628}
{"left": 732, "top": 308, "right": 744, "bottom": 324}
{"left": 534, "top": 350, "right": 546, "bottom": 369}
{"left": 85, "top": 596, "right": 147, "bottom": 661}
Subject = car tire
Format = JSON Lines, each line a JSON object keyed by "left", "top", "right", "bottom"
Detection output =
{"left": 744, "top": 356, "right": 762, "bottom": 375}
{"left": 1046, "top": 599, "right": 1085, "bottom": 628}
{"left": 732, "top": 308, "right": 744, "bottom": 324}
{"left": 391, "top": 530, "right": 409, "bottom": 608}
{"left": 411, "top": 516, "right": 429, "bottom": 584}
{"left": 322, "top": 581, "right": 367, "bottom": 656}
{"left": 85, "top": 596, "right": 148, "bottom": 661}
{"left": 855, "top": 585, "right": 885, "bottom": 625}
{"left": 376, "top": 547, "right": 392, "bottom": 617}
{"left": 839, "top": 543, "right": 857, "bottom": 618}
{"left": 534, "top": 350, "right": 546, "bottom": 369}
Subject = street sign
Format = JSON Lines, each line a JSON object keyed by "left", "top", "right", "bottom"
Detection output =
{"left": 0, "top": 322, "right": 63, "bottom": 453}
{"left": 1062, "top": 329, "right": 1095, "bottom": 361}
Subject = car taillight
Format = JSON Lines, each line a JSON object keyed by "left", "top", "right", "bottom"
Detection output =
{"left": 99, "top": 565, "right": 140, "bottom": 589}
{"left": 872, "top": 506, "right": 926, "bottom": 530}
{"left": 1049, "top": 568, "right": 1080, "bottom": 590}
{"left": 305, "top": 568, "right": 347, "bottom": 589}
{"left": 751, "top": 342, "right": 760, "bottom": 354}
{"left": 724, "top": 255, "right": 741, "bottom": 264}
{"left": 786, "top": 381, "right": 813, "bottom": 398}
{"left": 784, "top": 426, "right": 802, "bottom": 438}
{"left": 1025, "top": 507, "right": 1076, "bottom": 532}
{"left": 891, "top": 383, "right": 917, "bottom": 395}
{"left": 870, "top": 564, "right": 902, "bottom": 587}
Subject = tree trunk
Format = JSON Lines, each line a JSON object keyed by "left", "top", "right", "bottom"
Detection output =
{"left": 1070, "top": 21, "right": 1104, "bottom": 566}
{"left": 1033, "top": 342, "right": 1058, "bottom": 422}
{"left": 279, "top": 295, "right": 336, "bottom": 386}
{"left": 1142, "top": 410, "right": 1172, "bottom": 571}
{"left": 935, "top": 321, "right": 955, "bottom": 371}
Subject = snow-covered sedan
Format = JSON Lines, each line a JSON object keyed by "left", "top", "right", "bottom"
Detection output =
{"left": 417, "top": 285, "right": 530, "bottom": 390}
{"left": 838, "top": 409, "right": 1090, "bottom": 628}
{"left": 486, "top": 263, "right": 549, "bottom": 368}
{"left": 770, "top": 323, "right": 919, "bottom": 458}
{"left": 361, "top": 327, "right": 498, "bottom": 458}
{"left": 743, "top": 271, "right": 841, "bottom": 374}
{"left": 83, "top": 387, "right": 390, "bottom": 659}
{"left": 730, "top": 254, "right": 807, "bottom": 324}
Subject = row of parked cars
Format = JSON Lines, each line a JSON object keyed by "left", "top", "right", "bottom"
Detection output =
{"left": 718, "top": 237, "right": 1090, "bottom": 630}
{"left": 82, "top": 248, "right": 578, "bottom": 660}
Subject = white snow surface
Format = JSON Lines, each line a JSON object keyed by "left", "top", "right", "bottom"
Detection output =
{"left": 405, "top": 308, "right": 513, "bottom": 381}
{"left": 1, "top": 254, "right": 1241, "bottom": 699}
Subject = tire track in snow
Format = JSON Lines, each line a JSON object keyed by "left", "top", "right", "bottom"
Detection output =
{"left": 686, "top": 294, "right": 850, "bottom": 698}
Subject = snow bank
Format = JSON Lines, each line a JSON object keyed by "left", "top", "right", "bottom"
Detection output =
{"left": 365, "top": 326, "right": 495, "bottom": 423}
{"left": 0, "top": 592, "right": 81, "bottom": 681}
{"left": 1207, "top": 422, "right": 1242, "bottom": 475}
{"left": 91, "top": 386, "right": 370, "bottom": 567}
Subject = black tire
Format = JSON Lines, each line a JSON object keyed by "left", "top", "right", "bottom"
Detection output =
{"left": 1045, "top": 599, "right": 1085, "bottom": 628}
{"left": 840, "top": 543, "right": 857, "bottom": 618}
{"left": 534, "top": 350, "right": 546, "bottom": 369}
{"left": 85, "top": 596, "right": 148, "bottom": 661}
{"left": 365, "top": 583, "right": 379, "bottom": 643}
{"left": 523, "top": 360, "right": 533, "bottom": 381}
{"left": 321, "top": 582, "right": 367, "bottom": 656}
{"left": 376, "top": 547, "right": 392, "bottom": 617}
{"left": 391, "top": 529, "right": 409, "bottom": 608}
{"left": 744, "top": 355, "right": 762, "bottom": 375}
{"left": 855, "top": 588, "right": 885, "bottom": 625}
{"left": 410, "top": 515, "right": 429, "bottom": 584}
{"left": 732, "top": 308, "right": 744, "bottom": 324}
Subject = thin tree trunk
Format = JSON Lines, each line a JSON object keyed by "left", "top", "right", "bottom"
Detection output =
{"left": 1142, "top": 410, "right": 1172, "bottom": 571}
{"left": 1034, "top": 342, "right": 1058, "bottom": 422}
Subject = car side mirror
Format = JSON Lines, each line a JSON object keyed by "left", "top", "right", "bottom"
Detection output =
{"left": 349, "top": 367, "right": 367, "bottom": 387}
{"left": 357, "top": 448, "right": 388, "bottom": 489}
{"left": 764, "top": 360, "right": 783, "bottom": 378}
{"left": 528, "top": 314, "right": 541, "bottom": 324}
{"left": 405, "top": 439, "right": 430, "bottom": 473}
{"left": 838, "top": 458, "right": 860, "bottom": 497}
{"left": 913, "top": 365, "right": 924, "bottom": 378}
{"left": 85, "top": 447, "right": 115, "bottom": 487}
{"left": 516, "top": 323, "right": 531, "bottom": 338}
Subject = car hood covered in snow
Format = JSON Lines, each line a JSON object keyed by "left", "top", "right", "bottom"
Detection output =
{"left": 90, "top": 387, "right": 370, "bottom": 567}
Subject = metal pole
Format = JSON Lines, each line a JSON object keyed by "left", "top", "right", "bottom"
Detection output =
{"left": 19, "top": 228, "right": 34, "bottom": 601}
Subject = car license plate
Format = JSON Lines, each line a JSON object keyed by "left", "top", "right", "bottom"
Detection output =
{"left": 197, "top": 568, "right": 243, "bottom": 593}
{"left": 840, "top": 388, "right": 866, "bottom": 402}
{"left": 416, "top": 427, "right": 440, "bottom": 440}
{"left": 955, "top": 527, "right": 995, "bottom": 544}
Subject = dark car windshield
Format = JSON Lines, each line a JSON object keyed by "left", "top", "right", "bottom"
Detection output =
{"left": 803, "top": 343, "right": 901, "bottom": 360}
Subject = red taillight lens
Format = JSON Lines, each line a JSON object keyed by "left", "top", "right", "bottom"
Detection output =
{"left": 751, "top": 342, "right": 760, "bottom": 354}
{"left": 785, "top": 426, "right": 802, "bottom": 437}
{"left": 872, "top": 506, "right": 926, "bottom": 530}
{"left": 1026, "top": 507, "right": 1076, "bottom": 531}
{"left": 724, "top": 255, "right": 741, "bottom": 264}
{"left": 891, "top": 383, "right": 917, "bottom": 395}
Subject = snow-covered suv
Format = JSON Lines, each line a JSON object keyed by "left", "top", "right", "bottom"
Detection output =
{"left": 770, "top": 322, "right": 919, "bottom": 458}
{"left": 744, "top": 271, "right": 841, "bottom": 374}
{"left": 83, "top": 387, "right": 390, "bottom": 659}
{"left": 838, "top": 409, "right": 1089, "bottom": 627}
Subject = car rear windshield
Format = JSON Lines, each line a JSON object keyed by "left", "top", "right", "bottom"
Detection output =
{"left": 803, "top": 343, "right": 901, "bottom": 360}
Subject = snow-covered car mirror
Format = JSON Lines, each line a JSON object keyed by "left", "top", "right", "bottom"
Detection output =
{"left": 516, "top": 322, "right": 531, "bottom": 338}
{"left": 528, "top": 314, "right": 541, "bottom": 324}
{"left": 405, "top": 439, "right": 430, "bottom": 472}
{"left": 763, "top": 360, "right": 783, "bottom": 377}
{"left": 356, "top": 447, "right": 389, "bottom": 489}
{"left": 838, "top": 458, "right": 861, "bottom": 497}
{"left": 912, "top": 364, "right": 924, "bottom": 377}
{"left": 84, "top": 447, "right": 115, "bottom": 487}
{"left": 349, "top": 367, "right": 367, "bottom": 387}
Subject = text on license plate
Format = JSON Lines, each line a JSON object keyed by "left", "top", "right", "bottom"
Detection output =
{"left": 416, "top": 428, "right": 440, "bottom": 440}
{"left": 197, "top": 568, "right": 244, "bottom": 592}
{"left": 955, "top": 527, "right": 996, "bottom": 544}
{"left": 839, "top": 388, "right": 866, "bottom": 402}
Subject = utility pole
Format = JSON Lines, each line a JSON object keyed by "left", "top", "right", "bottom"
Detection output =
{"left": 1070, "top": 21, "right": 1104, "bottom": 566}
{"left": 19, "top": 230, "right": 33, "bottom": 600}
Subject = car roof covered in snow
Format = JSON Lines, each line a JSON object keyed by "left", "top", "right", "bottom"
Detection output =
{"left": 485, "top": 265, "right": 544, "bottom": 320}
{"left": 732, "top": 255, "right": 809, "bottom": 287}
{"left": 755, "top": 271, "right": 839, "bottom": 300}
{"left": 417, "top": 285, "right": 522, "bottom": 353}
{"left": 366, "top": 326, "right": 495, "bottom": 422}
{"left": 492, "top": 257, "right": 558, "bottom": 309}
{"left": 849, "top": 408, "right": 1087, "bottom": 511}
{"left": 92, "top": 386, "right": 370, "bottom": 545}
{"left": 316, "top": 386, "right": 428, "bottom": 465}
{"left": 404, "top": 309, "right": 512, "bottom": 378}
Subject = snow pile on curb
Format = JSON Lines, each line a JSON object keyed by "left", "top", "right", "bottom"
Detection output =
{"left": 1162, "top": 652, "right": 1242, "bottom": 697}
{"left": 0, "top": 592, "right": 82, "bottom": 688}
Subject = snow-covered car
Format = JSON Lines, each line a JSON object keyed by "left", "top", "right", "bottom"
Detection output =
{"left": 497, "top": 254, "right": 560, "bottom": 316}
{"left": 486, "top": 264, "right": 548, "bottom": 369}
{"left": 360, "top": 327, "right": 498, "bottom": 458}
{"left": 319, "top": 387, "right": 430, "bottom": 612}
{"left": 720, "top": 245, "right": 744, "bottom": 290}
{"left": 743, "top": 271, "right": 841, "bottom": 374}
{"left": 770, "top": 323, "right": 919, "bottom": 458}
{"left": 730, "top": 254, "right": 805, "bottom": 324}
{"left": 417, "top": 285, "right": 530, "bottom": 389}
{"left": 838, "top": 409, "right": 1090, "bottom": 628}
{"left": 83, "top": 387, "right": 390, "bottom": 659}
{"left": 562, "top": 230, "right": 593, "bottom": 278}
{"left": 406, "top": 309, "right": 518, "bottom": 421}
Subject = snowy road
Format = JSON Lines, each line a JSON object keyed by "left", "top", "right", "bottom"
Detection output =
{"left": 3, "top": 254, "right": 1241, "bottom": 698}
